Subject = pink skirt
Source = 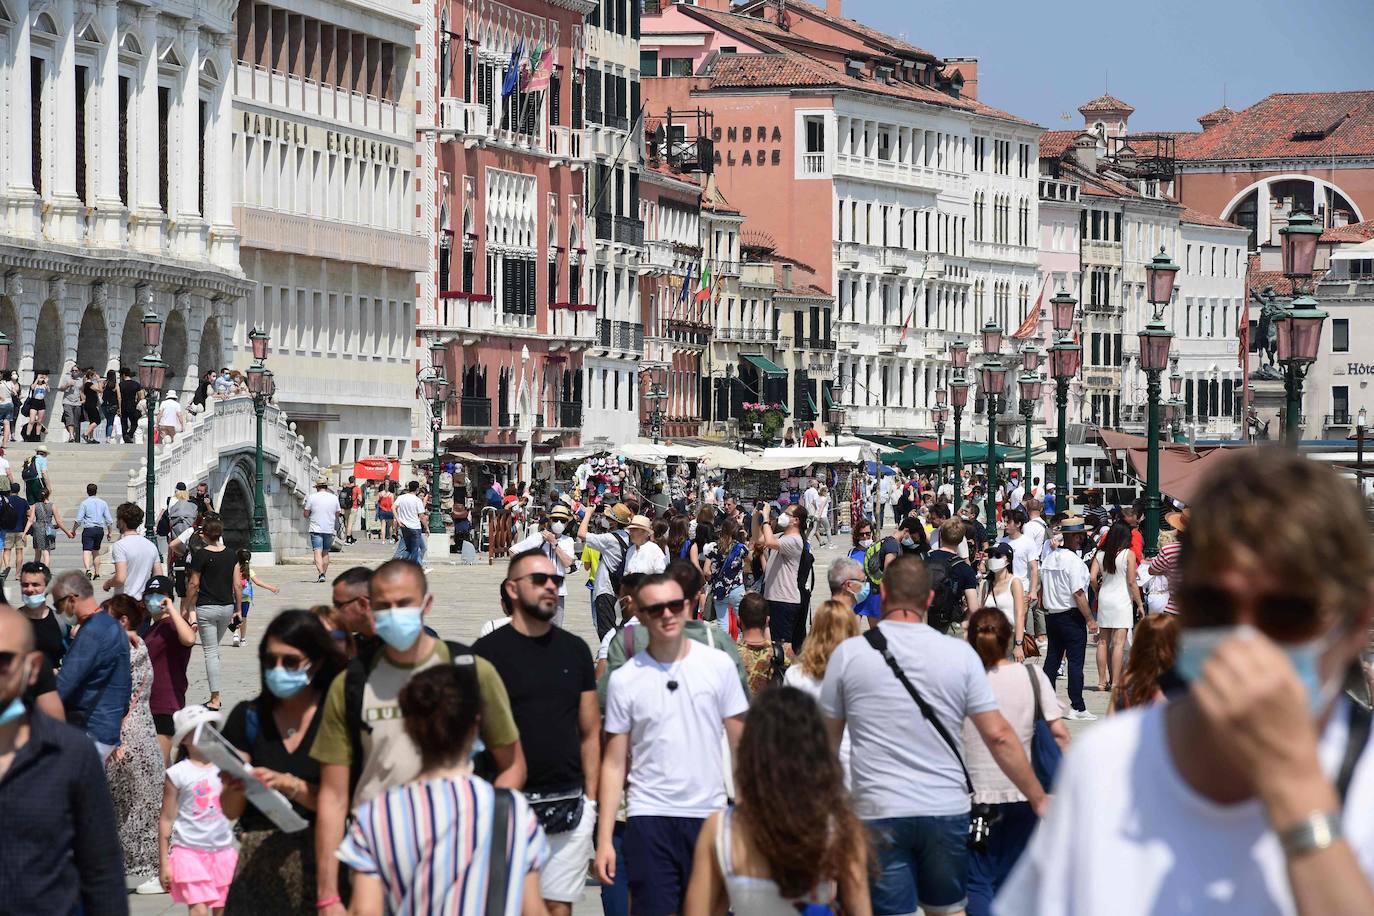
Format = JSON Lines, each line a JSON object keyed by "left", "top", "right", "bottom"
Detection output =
{"left": 169, "top": 845, "right": 238, "bottom": 907}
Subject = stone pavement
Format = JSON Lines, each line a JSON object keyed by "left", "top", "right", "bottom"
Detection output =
{"left": 127, "top": 535, "right": 1111, "bottom": 914}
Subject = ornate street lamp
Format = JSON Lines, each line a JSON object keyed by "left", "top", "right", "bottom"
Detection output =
{"left": 949, "top": 377, "right": 970, "bottom": 511}
{"left": 242, "top": 328, "right": 275, "bottom": 557}
{"left": 1139, "top": 247, "right": 1179, "bottom": 554}
{"left": 978, "top": 326, "right": 1008, "bottom": 543}
{"left": 1020, "top": 341, "right": 1044, "bottom": 373}
{"left": 1277, "top": 212, "right": 1329, "bottom": 444}
{"left": 139, "top": 308, "right": 165, "bottom": 544}
{"left": 421, "top": 340, "right": 451, "bottom": 536}
{"left": 1050, "top": 288, "right": 1077, "bottom": 335}
{"left": 1049, "top": 315, "right": 1082, "bottom": 507}
{"left": 933, "top": 388, "right": 948, "bottom": 484}
{"left": 645, "top": 369, "right": 669, "bottom": 444}
{"left": 1018, "top": 372, "right": 1043, "bottom": 487}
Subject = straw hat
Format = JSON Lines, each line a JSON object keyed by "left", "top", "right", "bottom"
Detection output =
{"left": 626, "top": 514, "right": 653, "bottom": 534}
{"left": 1057, "top": 515, "right": 1088, "bottom": 533}
{"left": 610, "top": 503, "right": 634, "bottom": 525}
{"left": 1164, "top": 507, "right": 1190, "bottom": 531}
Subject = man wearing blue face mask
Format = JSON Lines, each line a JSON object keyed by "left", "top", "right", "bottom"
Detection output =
{"left": 998, "top": 447, "right": 1374, "bottom": 916}
{"left": 0, "top": 605, "right": 126, "bottom": 914}
{"left": 310, "top": 559, "right": 525, "bottom": 916}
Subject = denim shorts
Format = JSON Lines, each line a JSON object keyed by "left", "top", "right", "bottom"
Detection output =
{"left": 310, "top": 532, "right": 334, "bottom": 551}
{"left": 867, "top": 813, "right": 970, "bottom": 915}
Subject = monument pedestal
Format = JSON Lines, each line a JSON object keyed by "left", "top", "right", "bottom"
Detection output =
{"left": 1249, "top": 375, "right": 1286, "bottom": 442}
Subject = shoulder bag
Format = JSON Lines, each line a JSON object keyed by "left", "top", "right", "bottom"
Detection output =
{"left": 1023, "top": 663, "right": 1062, "bottom": 791}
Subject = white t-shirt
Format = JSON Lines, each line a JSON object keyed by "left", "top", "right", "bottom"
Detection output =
{"left": 0, "top": 456, "right": 10, "bottom": 480}
{"left": 995, "top": 699, "right": 1374, "bottom": 916}
{"left": 1040, "top": 547, "right": 1090, "bottom": 611}
{"left": 1023, "top": 516, "right": 1050, "bottom": 561}
{"left": 157, "top": 398, "right": 182, "bottom": 427}
{"left": 1000, "top": 532, "right": 1038, "bottom": 593}
{"left": 392, "top": 492, "right": 425, "bottom": 530}
{"left": 938, "top": 482, "right": 954, "bottom": 503}
{"left": 303, "top": 490, "right": 342, "bottom": 534}
{"left": 603, "top": 640, "right": 749, "bottom": 818}
{"left": 819, "top": 620, "right": 998, "bottom": 818}
{"left": 111, "top": 534, "right": 160, "bottom": 599}
{"left": 625, "top": 540, "right": 667, "bottom": 576}
{"left": 510, "top": 530, "right": 576, "bottom": 596}
{"left": 1009, "top": 485, "right": 1025, "bottom": 509}
{"left": 166, "top": 759, "right": 233, "bottom": 851}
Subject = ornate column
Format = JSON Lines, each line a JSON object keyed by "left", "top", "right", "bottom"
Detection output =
{"left": 128, "top": 7, "right": 164, "bottom": 252}
{"left": 47, "top": 0, "right": 84, "bottom": 240}
{"left": 207, "top": 35, "right": 239, "bottom": 269}
{"left": 3, "top": 0, "right": 41, "bottom": 234}
{"left": 90, "top": 0, "right": 124, "bottom": 244}
{"left": 169, "top": 24, "right": 203, "bottom": 259}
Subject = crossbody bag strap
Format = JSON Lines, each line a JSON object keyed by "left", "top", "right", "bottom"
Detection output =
{"left": 1024, "top": 662, "right": 1043, "bottom": 723}
{"left": 486, "top": 788, "right": 513, "bottom": 916}
{"left": 862, "top": 628, "right": 973, "bottom": 795}
{"left": 1337, "top": 696, "right": 1372, "bottom": 805}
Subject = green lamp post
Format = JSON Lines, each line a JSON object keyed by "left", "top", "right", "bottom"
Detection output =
{"left": 421, "top": 340, "right": 452, "bottom": 536}
{"left": 978, "top": 320, "right": 1007, "bottom": 544}
{"left": 137, "top": 308, "right": 165, "bottom": 545}
{"left": 1277, "top": 211, "right": 1326, "bottom": 443}
{"left": 1048, "top": 289, "right": 1080, "bottom": 509}
{"left": 1140, "top": 247, "right": 1180, "bottom": 555}
{"left": 949, "top": 340, "right": 970, "bottom": 510}
{"left": 1018, "top": 372, "right": 1043, "bottom": 489}
{"left": 245, "top": 327, "right": 274, "bottom": 556}
{"left": 932, "top": 388, "right": 948, "bottom": 485}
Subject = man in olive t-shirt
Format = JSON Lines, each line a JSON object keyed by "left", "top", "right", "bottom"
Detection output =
{"left": 309, "top": 560, "right": 526, "bottom": 916}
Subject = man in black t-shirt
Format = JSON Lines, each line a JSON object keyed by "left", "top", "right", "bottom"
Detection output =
{"left": 474, "top": 548, "right": 598, "bottom": 916}
{"left": 926, "top": 519, "right": 980, "bottom": 628}
{"left": 117, "top": 369, "right": 142, "bottom": 443}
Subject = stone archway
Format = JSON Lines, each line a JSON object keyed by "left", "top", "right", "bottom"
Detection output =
{"left": 119, "top": 305, "right": 145, "bottom": 372}
{"left": 0, "top": 297, "right": 19, "bottom": 381}
{"left": 162, "top": 310, "right": 189, "bottom": 396}
{"left": 219, "top": 473, "right": 253, "bottom": 551}
{"left": 75, "top": 303, "right": 108, "bottom": 373}
{"left": 197, "top": 316, "right": 223, "bottom": 381}
{"left": 32, "top": 301, "right": 63, "bottom": 377}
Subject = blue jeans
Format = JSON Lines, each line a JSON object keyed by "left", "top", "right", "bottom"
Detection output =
{"left": 712, "top": 585, "right": 745, "bottom": 634}
{"left": 1043, "top": 610, "right": 1087, "bottom": 712}
{"left": 967, "top": 801, "right": 1037, "bottom": 916}
{"left": 867, "top": 813, "right": 970, "bottom": 915}
{"left": 395, "top": 526, "right": 426, "bottom": 564}
{"left": 600, "top": 820, "right": 628, "bottom": 916}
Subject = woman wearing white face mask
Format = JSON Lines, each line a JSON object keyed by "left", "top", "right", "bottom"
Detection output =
{"left": 981, "top": 542, "right": 1027, "bottom": 660}
{"left": 508, "top": 505, "right": 577, "bottom": 628}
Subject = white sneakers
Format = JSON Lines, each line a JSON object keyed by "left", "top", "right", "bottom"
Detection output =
{"left": 232, "top": 634, "right": 242, "bottom": 647}
{"left": 1066, "top": 709, "right": 1098, "bottom": 721}
{"left": 134, "top": 877, "right": 165, "bottom": 895}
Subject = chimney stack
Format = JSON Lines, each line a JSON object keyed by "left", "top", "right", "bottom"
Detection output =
{"left": 827, "top": 0, "right": 843, "bottom": 16}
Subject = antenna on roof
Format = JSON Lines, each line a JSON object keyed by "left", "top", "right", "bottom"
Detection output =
{"left": 1223, "top": 82, "right": 1228, "bottom": 107}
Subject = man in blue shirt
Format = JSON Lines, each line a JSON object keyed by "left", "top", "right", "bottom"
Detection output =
{"left": 53, "top": 570, "right": 130, "bottom": 762}
{"left": 0, "top": 482, "right": 31, "bottom": 585}
{"left": 74, "top": 483, "right": 115, "bottom": 580}
{"left": 0, "top": 604, "right": 126, "bottom": 915}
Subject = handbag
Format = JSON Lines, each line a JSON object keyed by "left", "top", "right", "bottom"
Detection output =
{"left": 525, "top": 787, "right": 585, "bottom": 835}
{"left": 1024, "top": 663, "right": 1062, "bottom": 791}
{"left": 1021, "top": 633, "right": 1040, "bottom": 658}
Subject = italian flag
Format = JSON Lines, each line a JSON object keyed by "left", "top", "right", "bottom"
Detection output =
{"left": 694, "top": 261, "right": 713, "bottom": 303}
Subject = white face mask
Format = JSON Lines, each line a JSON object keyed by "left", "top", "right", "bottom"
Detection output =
{"left": 549, "top": 522, "right": 566, "bottom": 535}
{"left": 987, "top": 557, "right": 1008, "bottom": 572}
{"left": 859, "top": 538, "right": 874, "bottom": 550}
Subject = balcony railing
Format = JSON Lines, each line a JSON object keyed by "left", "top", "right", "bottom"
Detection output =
{"left": 802, "top": 338, "right": 838, "bottom": 350}
{"left": 548, "top": 125, "right": 584, "bottom": 162}
{"left": 606, "top": 114, "right": 630, "bottom": 131}
{"left": 802, "top": 152, "right": 827, "bottom": 175}
{"left": 595, "top": 318, "right": 644, "bottom": 353}
{"left": 438, "top": 99, "right": 490, "bottom": 141}
{"left": 459, "top": 397, "right": 491, "bottom": 428}
{"left": 1326, "top": 413, "right": 1353, "bottom": 427}
{"left": 556, "top": 401, "right": 583, "bottom": 428}
{"left": 615, "top": 216, "right": 645, "bottom": 247}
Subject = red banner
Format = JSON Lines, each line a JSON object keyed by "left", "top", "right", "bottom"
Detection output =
{"left": 354, "top": 457, "right": 400, "bottom": 481}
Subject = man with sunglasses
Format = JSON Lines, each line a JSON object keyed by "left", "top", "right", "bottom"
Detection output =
{"left": 0, "top": 605, "right": 126, "bottom": 915}
{"left": 510, "top": 504, "right": 578, "bottom": 629}
{"left": 596, "top": 573, "right": 748, "bottom": 915}
{"left": 1000, "top": 447, "right": 1374, "bottom": 915}
{"left": 476, "top": 549, "right": 599, "bottom": 916}
{"left": 329, "top": 566, "right": 375, "bottom": 639}
{"left": 52, "top": 569, "right": 131, "bottom": 762}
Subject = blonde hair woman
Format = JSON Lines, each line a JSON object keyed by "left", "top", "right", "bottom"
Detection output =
{"left": 783, "top": 600, "right": 860, "bottom": 783}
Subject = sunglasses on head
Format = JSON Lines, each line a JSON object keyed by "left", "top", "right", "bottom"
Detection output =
{"left": 262, "top": 652, "right": 310, "bottom": 672}
{"left": 639, "top": 599, "right": 687, "bottom": 617}
{"left": 510, "top": 572, "right": 565, "bottom": 588}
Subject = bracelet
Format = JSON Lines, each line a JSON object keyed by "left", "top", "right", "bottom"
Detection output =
{"left": 1278, "top": 810, "right": 1343, "bottom": 856}
{"left": 315, "top": 895, "right": 342, "bottom": 909}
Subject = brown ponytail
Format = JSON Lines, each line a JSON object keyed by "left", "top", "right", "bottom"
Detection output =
{"left": 967, "top": 606, "right": 1012, "bottom": 670}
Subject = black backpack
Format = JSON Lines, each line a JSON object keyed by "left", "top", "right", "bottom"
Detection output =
{"left": 340, "top": 487, "right": 355, "bottom": 510}
{"left": 604, "top": 531, "right": 631, "bottom": 596}
{"left": 925, "top": 552, "right": 969, "bottom": 632}
{"left": 0, "top": 496, "right": 16, "bottom": 531}
{"left": 343, "top": 636, "right": 480, "bottom": 794}
{"left": 794, "top": 541, "right": 815, "bottom": 647}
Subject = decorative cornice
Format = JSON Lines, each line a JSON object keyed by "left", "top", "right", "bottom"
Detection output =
{"left": 0, "top": 241, "right": 251, "bottom": 300}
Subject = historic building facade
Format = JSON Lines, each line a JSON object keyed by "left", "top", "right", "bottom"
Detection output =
{"left": 230, "top": 0, "right": 426, "bottom": 465}
{"left": 0, "top": 0, "right": 247, "bottom": 410}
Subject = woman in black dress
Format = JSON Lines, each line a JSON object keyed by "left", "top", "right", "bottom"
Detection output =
{"left": 101, "top": 369, "right": 120, "bottom": 441}
{"left": 81, "top": 370, "right": 102, "bottom": 443}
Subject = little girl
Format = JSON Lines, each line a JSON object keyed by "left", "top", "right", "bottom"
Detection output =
{"left": 159, "top": 707, "right": 238, "bottom": 915}
{"left": 231, "top": 548, "right": 279, "bottom": 648}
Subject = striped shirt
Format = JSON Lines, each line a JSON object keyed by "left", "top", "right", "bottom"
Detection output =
{"left": 337, "top": 776, "right": 548, "bottom": 916}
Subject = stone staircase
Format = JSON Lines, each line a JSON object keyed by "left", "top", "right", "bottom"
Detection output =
{"left": 2, "top": 440, "right": 148, "bottom": 574}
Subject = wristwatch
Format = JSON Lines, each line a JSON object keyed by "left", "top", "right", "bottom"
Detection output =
{"left": 1278, "top": 811, "right": 1342, "bottom": 856}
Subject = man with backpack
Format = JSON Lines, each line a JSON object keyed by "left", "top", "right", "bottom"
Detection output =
{"left": 309, "top": 559, "right": 525, "bottom": 916}
{"left": 0, "top": 482, "right": 33, "bottom": 585}
{"left": 925, "top": 519, "right": 980, "bottom": 634}
{"left": 578, "top": 502, "right": 637, "bottom": 639}
{"left": 340, "top": 476, "right": 361, "bottom": 545}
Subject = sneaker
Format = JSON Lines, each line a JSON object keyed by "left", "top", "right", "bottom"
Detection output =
{"left": 134, "top": 877, "right": 166, "bottom": 895}
{"left": 232, "top": 634, "right": 241, "bottom": 647}
{"left": 1066, "top": 709, "right": 1098, "bottom": 721}
{"left": 317, "top": 573, "right": 326, "bottom": 583}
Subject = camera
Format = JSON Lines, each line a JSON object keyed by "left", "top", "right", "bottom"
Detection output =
{"left": 968, "top": 803, "right": 1000, "bottom": 853}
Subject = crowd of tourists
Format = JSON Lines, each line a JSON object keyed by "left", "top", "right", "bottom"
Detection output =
{"left": 1, "top": 446, "right": 1373, "bottom": 916}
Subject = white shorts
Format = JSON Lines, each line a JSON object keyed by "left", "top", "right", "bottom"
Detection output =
{"left": 539, "top": 797, "right": 596, "bottom": 903}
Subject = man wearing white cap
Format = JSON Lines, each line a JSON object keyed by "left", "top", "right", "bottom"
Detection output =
{"left": 303, "top": 479, "right": 341, "bottom": 583}
{"left": 157, "top": 391, "right": 184, "bottom": 444}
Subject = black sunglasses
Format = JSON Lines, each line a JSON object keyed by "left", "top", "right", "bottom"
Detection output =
{"left": 0, "top": 650, "right": 24, "bottom": 674}
{"left": 262, "top": 652, "right": 310, "bottom": 672}
{"left": 639, "top": 599, "right": 687, "bottom": 617}
{"left": 510, "top": 572, "right": 565, "bottom": 588}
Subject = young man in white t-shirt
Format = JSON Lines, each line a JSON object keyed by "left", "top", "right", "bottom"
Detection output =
{"left": 102, "top": 502, "right": 162, "bottom": 600}
{"left": 596, "top": 574, "right": 748, "bottom": 914}
{"left": 303, "top": 479, "right": 341, "bottom": 582}
{"left": 998, "top": 448, "right": 1374, "bottom": 916}
{"left": 390, "top": 480, "right": 428, "bottom": 566}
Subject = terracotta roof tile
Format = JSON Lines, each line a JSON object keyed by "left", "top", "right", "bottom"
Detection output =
{"left": 1196, "top": 105, "right": 1237, "bottom": 129}
{"left": 1079, "top": 94, "right": 1135, "bottom": 114}
{"left": 1246, "top": 253, "right": 1328, "bottom": 297}
{"left": 1179, "top": 206, "right": 1245, "bottom": 230}
{"left": 1321, "top": 219, "right": 1374, "bottom": 243}
{"left": 1039, "top": 130, "right": 1080, "bottom": 159}
{"left": 1177, "top": 91, "right": 1374, "bottom": 160}
{"left": 736, "top": 0, "right": 935, "bottom": 59}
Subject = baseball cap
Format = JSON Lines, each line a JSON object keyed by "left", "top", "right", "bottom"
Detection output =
{"left": 144, "top": 575, "right": 175, "bottom": 597}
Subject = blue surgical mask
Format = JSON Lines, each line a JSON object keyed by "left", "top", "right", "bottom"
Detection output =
{"left": 22, "top": 593, "right": 46, "bottom": 609}
{"left": 264, "top": 665, "right": 313, "bottom": 699}
{"left": 853, "top": 581, "right": 871, "bottom": 605}
{"left": 0, "top": 696, "right": 24, "bottom": 726}
{"left": 1176, "top": 624, "right": 1345, "bottom": 716}
{"left": 902, "top": 536, "right": 916, "bottom": 549}
{"left": 374, "top": 607, "right": 424, "bottom": 651}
